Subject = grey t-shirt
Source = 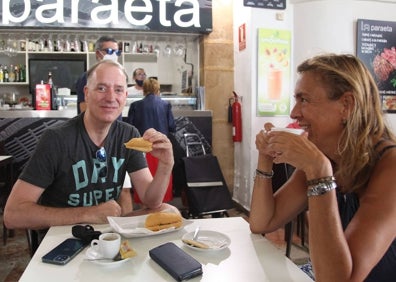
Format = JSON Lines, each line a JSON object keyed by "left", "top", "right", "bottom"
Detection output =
{"left": 19, "top": 114, "right": 147, "bottom": 208}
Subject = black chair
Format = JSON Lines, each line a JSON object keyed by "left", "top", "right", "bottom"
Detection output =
{"left": 0, "top": 140, "right": 16, "bottom": 245}
{"left": 26, "top": 229, "right": 39, "bottom": 257}
{"left": 272, "top": 163, "right": 306, "bottom": 258}
{"left": 1, "top": 118, "right": 67, "bottom": 255}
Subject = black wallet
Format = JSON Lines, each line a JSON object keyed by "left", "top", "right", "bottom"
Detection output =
{"left": 149, "top": 242, "right": 203, "bottom": 281}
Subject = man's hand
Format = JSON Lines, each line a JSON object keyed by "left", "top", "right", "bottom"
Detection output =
{"left": 142, "top": 128, "right": 174, "bottom": 166}
{"left": 85, "top": 200, "right": 122, "bottom": 223}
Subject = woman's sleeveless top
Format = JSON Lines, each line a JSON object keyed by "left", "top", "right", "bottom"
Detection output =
{"left": 336, "top": 144, "right": 396, "bottom": 282}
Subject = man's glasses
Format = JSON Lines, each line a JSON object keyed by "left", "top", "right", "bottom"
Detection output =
{"left": 101, "top": 48, "right": 122, "bottom": 57}
{"left": 95, "top": 147, "right": 107, "bottom": 178}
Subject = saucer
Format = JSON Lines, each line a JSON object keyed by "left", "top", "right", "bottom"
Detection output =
{"left": 182, "top": 230, "right": 231, "bottom": 252}
{"left": 85, "top": 247, "right": 130, "bottom": 266}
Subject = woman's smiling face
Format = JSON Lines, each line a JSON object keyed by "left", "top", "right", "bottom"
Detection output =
{"left": 290, "top": 71, "right": 347, "bottom": 155}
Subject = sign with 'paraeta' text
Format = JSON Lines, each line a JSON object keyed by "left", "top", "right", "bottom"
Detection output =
{"left": 0, "top": 0, "right": 212, "bottom": 33}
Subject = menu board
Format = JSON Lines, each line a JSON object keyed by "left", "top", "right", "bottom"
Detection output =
{"left": 356, "top": 19, "right": 396, "bottom": 112}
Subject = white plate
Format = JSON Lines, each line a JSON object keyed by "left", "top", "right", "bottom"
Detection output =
{"left": 182, "top": 230, "right": 231, "bottom": 251}
{"left": 107, "top": 213, "right": 183, "bottom": 238}
{"left": 85, "top": 247, "right": 131, "bottom": 266}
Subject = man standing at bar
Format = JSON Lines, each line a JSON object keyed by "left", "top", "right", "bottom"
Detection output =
{"left": 76, "top": 35, "right": 121, "bottom": 114}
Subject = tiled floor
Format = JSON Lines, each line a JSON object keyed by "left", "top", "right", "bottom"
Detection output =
{"left": 0, "top": 227, "right": 30, "bottom": 282}
{"left": 0, "top": 199, "right": 309, "bottom": 282}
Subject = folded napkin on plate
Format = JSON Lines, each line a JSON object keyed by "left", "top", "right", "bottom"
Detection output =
{"left": 107, "top": 215, "right": 176, "bottom": 237}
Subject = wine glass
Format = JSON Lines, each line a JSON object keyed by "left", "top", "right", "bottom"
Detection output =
{"left": 163, "top": 43, "right": 172, "bottom": 57}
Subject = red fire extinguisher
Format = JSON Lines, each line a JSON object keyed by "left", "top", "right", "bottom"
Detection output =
{"left": 232, "top": 91, "right": 242, "bottom": 142}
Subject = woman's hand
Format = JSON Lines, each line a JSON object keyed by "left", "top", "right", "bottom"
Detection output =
{"left": 255, "top": 123, "right": 276, "bottom": 171}
{"left": 266, "top": 130, "right": 332, "bottom": 179}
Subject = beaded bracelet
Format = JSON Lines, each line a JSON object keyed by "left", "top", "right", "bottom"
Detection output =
{"left": 254, "top": 169, "right": 274, "bottom": 180}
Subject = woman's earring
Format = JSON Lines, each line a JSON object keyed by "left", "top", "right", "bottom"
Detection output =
{"left": 342, "top": 118, "right": 347, "bottom": 126}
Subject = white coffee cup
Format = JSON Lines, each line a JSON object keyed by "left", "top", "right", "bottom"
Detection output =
{"left": 271, "top": 127, "right": 304, "bottom": 135}
{"left": 90, "top": 232, "right": 121, "bottom": 259}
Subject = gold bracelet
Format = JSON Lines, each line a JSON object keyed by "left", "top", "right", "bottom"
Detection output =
{"left": 254, "top": 169, "right": 274, "bottom": 180}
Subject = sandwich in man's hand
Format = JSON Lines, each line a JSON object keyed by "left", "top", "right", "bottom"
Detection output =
{"left": 124, "top": 137, "right": 152, "bottom": 152}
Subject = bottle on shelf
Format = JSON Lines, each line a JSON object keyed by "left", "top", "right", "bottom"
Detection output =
{"left": 48, "top": 39, "right": 53, "bottom": 52}
{"left": 14, "top": 65, "right": 19, "bottom": 82}
{"left": 88, "top": 41, "right": 94, "bottom": 52}
{"left": 48, "top": 71, "right": 58, "bottom": 110}
{"left": 8, "top": 64, "right": 15, "bottom": 82}
{"left": 124, "top": 41, "right": 130, "bottom": 53}
{"left": 20, "top": 40, "right": 26, "bottom": 52}
{"left": 4, "top": 65, "right": 9, "bottom": 82}
{"left": 0, "top": 65, "right": 3, "bottom": 83}
{"left": 38, "top": 39, "right": 44, "bottom": 51}
{"left": 53, "top": 40, "right": 58, "bottom": 52}
{"left": 44, "top": 39, "right": 49, "bottom": 52}
{"left": 19, "top": 64, "right": 25, "bottom": 82}
{"left": 47, "top": 71, "right": 53, "bottom": 86}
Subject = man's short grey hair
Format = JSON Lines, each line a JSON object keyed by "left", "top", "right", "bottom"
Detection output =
{"left": 86, "top": 60, "right": 129, "bottom": 84}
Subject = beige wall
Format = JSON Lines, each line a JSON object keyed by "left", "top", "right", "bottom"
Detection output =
{"left": 200, "top": 1, "right": 234, "bottom": 191}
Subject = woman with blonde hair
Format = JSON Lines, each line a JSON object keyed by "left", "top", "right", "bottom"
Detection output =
{"left": 250, "top": 54, "right": 396, "bottom": 281}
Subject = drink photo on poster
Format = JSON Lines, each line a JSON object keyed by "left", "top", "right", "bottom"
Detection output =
{"left": 257, "top": 28, "right": 291, "bottom": 117}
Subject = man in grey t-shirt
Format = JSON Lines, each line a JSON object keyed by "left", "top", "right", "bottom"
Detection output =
{"left": 4, "top": 60, "right": 177, "bottom": 233}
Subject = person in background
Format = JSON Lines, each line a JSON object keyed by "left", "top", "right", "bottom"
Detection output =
{"left": 127, "top": 77, "right": 176, "bottom": 205}
{"left": 76, "top": 35, "right": 121, "bottom": 114}
{"left": 249, "top": 54, "right": 396, "bottom": 281}
{"left": 127, "top": 68, "right": 146, "bottom": 97}
{"left": 4, "top": 60, "right": 177, "bottom": 245}
{"left": 127, "top": 77, "right": 176, "bottom": 136}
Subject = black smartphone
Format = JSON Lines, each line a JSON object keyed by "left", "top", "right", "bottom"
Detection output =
{"left": 42, "top": 238, "right": 86, "bottom": 265}
{"left": 149, "top": 242, "right": 203, "bottom": 281}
